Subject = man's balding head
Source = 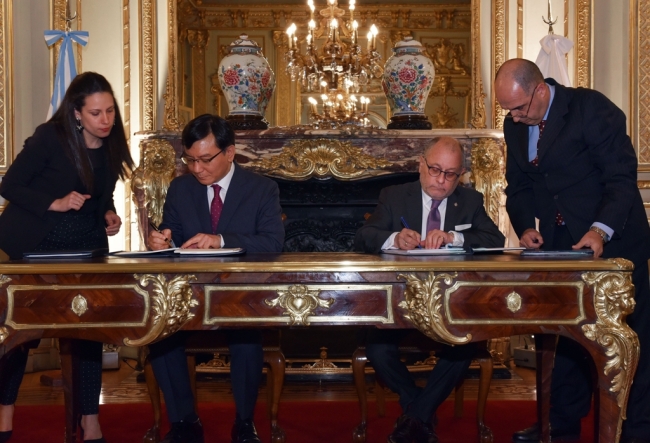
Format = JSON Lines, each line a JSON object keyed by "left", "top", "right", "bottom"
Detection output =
{"left": 495, "top": 59, "right": 545, "bottom": 95}
{"left": 494, "top": 58, "right": 549, "bottom": 126}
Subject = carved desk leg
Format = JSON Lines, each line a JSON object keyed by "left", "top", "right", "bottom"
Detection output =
{"left": 581, "top": 268, "right": 639, "bottom": 443}
{"left": 535, "top": 335, "right": 557, "bottom": 443}
{"left": 60, "top": 339, "right": 80, "bottom": 443}
{"left": 351, "top": 347, "right": 368, "bottom": 443}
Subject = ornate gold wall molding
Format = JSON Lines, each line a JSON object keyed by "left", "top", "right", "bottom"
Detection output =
{"left": 163, "top": 0, "right": 182, "bottom": 131}
{"left": 141, "top": 0, "right": 155, "bottom": 131}
{"left": 492, "top": 0, "right": 506, "bottom": 129}
{"left": 630, "top": 0, "right": 650, "bottom": 168}
{"left": 0, "top": 0, "right": 12, "bottom": 178}
{"left": 187, "top": 29, "right": 209, "bottom": 116}
{"left": 471, "top": 0, "right": 487, "bottom": 129}
{"left": 575, "top": 0, "right": 592, "bottom": 88}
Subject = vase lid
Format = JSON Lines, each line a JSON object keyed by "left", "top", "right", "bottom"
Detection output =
{"left": 393, "top": 36, "right": 423, "bottom": 50}
{"left": 228, "top": 34, "right": 262, "bottom": 53}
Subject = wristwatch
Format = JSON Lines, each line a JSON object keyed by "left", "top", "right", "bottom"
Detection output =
{"left": 589, "top": 226, "right": 610, "bottom": 243}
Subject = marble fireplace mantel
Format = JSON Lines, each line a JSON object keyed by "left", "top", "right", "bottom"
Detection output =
{"left": 133, "top": 127, "right": 509, "bottom": 246}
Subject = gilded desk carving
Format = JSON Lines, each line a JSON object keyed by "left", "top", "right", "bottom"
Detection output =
{"left": 265, "top": 284, "right": 335, "bottom": 326}
{"left": 397, "top": 272, "right": 471, "bottom": 345}
{"left": 582, "top": 267, "right": 639, "bottom": 418}
{"left": 124, "top": 273, "right": 198, "bottom": 347}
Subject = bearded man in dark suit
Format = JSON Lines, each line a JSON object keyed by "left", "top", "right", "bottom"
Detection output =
{"left": 148, "top": 114, "right": 284, "bottom": 443}
{"left": 355, "top": 136, "right": 505, "bottom": 443}
{"left": 495, "top": 58, "right": 650, "bottom": 443}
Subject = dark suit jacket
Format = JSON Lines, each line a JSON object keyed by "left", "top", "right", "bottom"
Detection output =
{"left": 354, "top": 181, "right": 505, "bottom": 253}
{"left": 0, "top": 122, "right": 116, "bottom": 259}
{"left": 160, "top": 163, "right": 284, "bottom": 252}
{"left": 504, "top": 79, "right": 650, "bottom": 264}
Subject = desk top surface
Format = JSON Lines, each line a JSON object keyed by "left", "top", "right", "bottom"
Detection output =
{"left": 0, "top": 252, "right": 631, "bottom": 275}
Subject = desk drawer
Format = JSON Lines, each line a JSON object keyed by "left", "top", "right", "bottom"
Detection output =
{"left": 5, "top": 284, "right": 149, "bottom": 329}
{"left": 445, "top": 281, "right": 586, "bottom": 325}
{"left": 203, "top": 283, "right": 395, "bottom": 326}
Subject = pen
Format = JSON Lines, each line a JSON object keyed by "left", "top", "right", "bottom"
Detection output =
{"left": 149, "top": 220, "right": 175, "bottom": 248}
{"left": 400, "top": 217, "right": 423, "bottom": 249}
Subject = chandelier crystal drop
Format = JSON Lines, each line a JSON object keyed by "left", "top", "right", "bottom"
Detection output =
{"left": 285, "top": 0, "right": 383, "bottom": 128}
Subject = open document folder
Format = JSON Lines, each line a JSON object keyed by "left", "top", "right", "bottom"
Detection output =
{"left": 111, "top": 248, "right": 244, "bottom": 257}
{"left": 381, "top": 247, "right": 469, "bottom": 256}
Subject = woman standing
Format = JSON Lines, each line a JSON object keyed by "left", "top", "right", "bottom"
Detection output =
{"left": 0, "top": 72, "right": 134, "bottom": 442}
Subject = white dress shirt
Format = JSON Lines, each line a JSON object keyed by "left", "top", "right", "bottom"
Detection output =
{"left": 382, "top": 189, "right": 465, "bottom": 249}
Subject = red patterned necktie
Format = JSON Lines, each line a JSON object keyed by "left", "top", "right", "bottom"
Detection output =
{"left": 210, "top": 184, "right": 223, "bottom": 233}
{"left": 426, "top": 199, "right": 442, "bottom": 234}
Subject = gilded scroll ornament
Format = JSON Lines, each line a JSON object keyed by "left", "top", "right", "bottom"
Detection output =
{"left": 131, "top": 139, "right": 176, "bottom": 228}
{"left": 249, "top": 139, "right": 391, "bottom": 181}
{"left": 581, "top": 267, "right": 639, "bottom": 419}
{"left": 0, "top": 275, "right": 10, "bottom": 287}
{"left": 265, "top": 284, "right": 334, "bottom": 326}
{"left": 0, "top": 327, "right": 8, "bottom": 345}
{"left": 470, "top": 138, "right": 505, "bottom": 228}
{"left": 71, "top": 294, "right": 88, "bottom": 317}
{"left": 505, "top": 291, "right": 522, "bottom": 313}
{"left": 397, "top": 272, "right": 471, "bottom": 345}
{"left": 124, "top": 274, "right": 198, "bottom": 346}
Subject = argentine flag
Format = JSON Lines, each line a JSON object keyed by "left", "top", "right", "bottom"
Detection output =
{"left": 44, "top": 30, "right": 89, "bottom": 119}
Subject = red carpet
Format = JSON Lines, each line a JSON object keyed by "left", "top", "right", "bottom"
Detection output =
{"left": 11, "top": 400, "right": 594, "bottom": 443}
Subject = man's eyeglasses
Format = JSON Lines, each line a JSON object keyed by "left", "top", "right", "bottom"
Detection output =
{"left": 181, "top": 149, "right": 223, "bottom": 166}
{"left": 503, "top": 84, "right": 538, "bottom": 120}
{"left": 422, "top": 157, "right": 461, "bottom": 181}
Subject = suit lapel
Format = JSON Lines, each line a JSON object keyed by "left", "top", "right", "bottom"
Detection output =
{"left": 216, "top": 163, "right": 243, "bottom": 232}
{"left": 405, "top": 182, "right": 423, "bottom": 233}
{"left": 538, "top": 82, "right": 568, "bottom": 163}
{"left": 444, "top": 190, "right": 460, "bottom": 231}
{"left": 505, "top": 119, "right": 532, "bottom": 168}
{"left": 191, "top": 178, "right": 212, "bottom": 234}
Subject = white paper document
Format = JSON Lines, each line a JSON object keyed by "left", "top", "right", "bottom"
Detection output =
{"left": 110, "top": 248, "right": 178, "bottom": 257}
{"left": 174, "top": 248, "right": 244, "bottom": 256}
{"left": 381, "top": 247, "right": 467, "bottom": 256}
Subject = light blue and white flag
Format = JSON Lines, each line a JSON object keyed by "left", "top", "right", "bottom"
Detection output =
{"left": 44, "top": 30, "right": 89, "bottom": 119}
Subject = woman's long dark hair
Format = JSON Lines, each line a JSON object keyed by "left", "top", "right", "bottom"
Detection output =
{"left": 50, "top": 72, "right": 134, "bottom": 192}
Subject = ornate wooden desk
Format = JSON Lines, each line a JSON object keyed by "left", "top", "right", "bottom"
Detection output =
{"left": 0, "top": 253, "right": 639, "bottom": 443}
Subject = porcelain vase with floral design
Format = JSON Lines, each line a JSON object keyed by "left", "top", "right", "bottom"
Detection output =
{"left": 382, "top": 36, "right": 435, "bottom": 117}
{"left": 218, "top": 34, "right": 275, "bottom": 119}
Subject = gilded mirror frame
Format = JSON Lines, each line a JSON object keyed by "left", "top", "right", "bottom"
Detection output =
{"left": 156, "top": 0, "right": 594, "bottom": 132}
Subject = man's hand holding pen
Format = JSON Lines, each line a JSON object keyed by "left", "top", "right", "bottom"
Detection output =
{"left": 147, "top": 226, "right": 174, "bottom": 250}
{"left": 394, "top": 228, "right": 421, "bottom": 250}
{"left": 519, "top": 228, "right": 544, "bottom": 249}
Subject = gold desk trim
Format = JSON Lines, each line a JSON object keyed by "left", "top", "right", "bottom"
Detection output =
{"left": 5, "top": 284, "right": 150, "bottom": 330}
{"left": 444, "top": 281, "right": 586, "bottom": 325}
{"left": 0, "top": 257, "right": 628, "bottom": 275}
{"left": 203, "top": 284, "right": 394, "bottom": 326}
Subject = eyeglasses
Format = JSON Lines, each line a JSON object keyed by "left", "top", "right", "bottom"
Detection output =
{"left": 503, "top": 84, "right": 538, "bottom": 120}
{"left": 181, "top": 149, "right": 223, "bottom": 166}
{"left": 422, "top": 157, "right": 461, "bottom": 181}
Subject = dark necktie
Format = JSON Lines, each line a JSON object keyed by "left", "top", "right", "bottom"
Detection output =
{"left": 530, "top": 119, "right": 546, "bottom": 166}
{"left": 210, "top": 184, "right": 223, "bottom": 233}
{"left": 426, "top": 199, "right": 442, "bottom": 234}
{"left": 531, "top": 120, "right": 565, "bottom": 225}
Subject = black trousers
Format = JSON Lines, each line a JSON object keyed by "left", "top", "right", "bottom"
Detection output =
{"left": 148, "top": 330, "right": 263, "bottom": 424}
{"left": 548, "top": 225, "right": 650, "bottom": 439}
{"left": 0, "top": 339, "right": 102, "bottom": 415}
{"left": 365, "top": 329, "right": 477, "bottom": 423}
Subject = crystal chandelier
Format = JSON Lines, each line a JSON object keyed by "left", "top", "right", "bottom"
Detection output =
{"left": 285, "top": 0, "right": 383, "bottom": 128}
